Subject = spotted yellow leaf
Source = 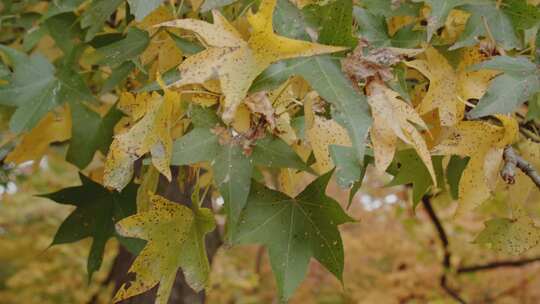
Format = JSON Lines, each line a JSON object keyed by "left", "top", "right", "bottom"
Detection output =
{"left": 113, "top": 194, "right": 215, "bottom": 303}
{"left": 159, "top": 0, "right": 346, "bottom": 123}
{"left": 405, "top": 46, "right": 463, "bottom": 126}
{"left": 457, "top": 47, "right": 499, "bottom": 101}
{"left": 433, "top": 115, "right": 519, "bottom": 215}
{"left": 367, "top": 82, "right": 436, "bottom": 185}
{"left": 105, "top": 87, "right": 181, "bottom": 191}
{"left": 5, "top": 107, "right": 71, "bottom": 165}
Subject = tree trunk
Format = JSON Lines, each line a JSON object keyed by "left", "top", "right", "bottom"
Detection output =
{"left": 108, "top": 167, "right": 223, "bottom": 304}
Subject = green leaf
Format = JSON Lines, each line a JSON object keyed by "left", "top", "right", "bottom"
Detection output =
{"left": 251, "top": 136, "right": 309, "bottom": 171}
{"left": 171, "top": 128, "right": 221, "bottom": 165}
{"left": 526, "top": 92, "right": 540, "bottom": 122}
{"left": 502, "top": 0, "right": 540, "bottom": 30}
{"left": 329, "top": 145, "right": 363, "bottom": 188}
{"left": 67, "top": 102, "right": 123, "bottom": 169}
{"left": 446, "top": 155, "right": 469, "bottom": 200}
{"left": 168, "top": 32, "right": 205, "bottom": 55}
{"left": 387, "top": 149, "right": 436, "bottom": 208}
{"left": 171, "top": 128, "right": 253, "bottom": 239}
{"left": 81, "top": 0, "right": 124, "bottom": 41}
{"left": 101, "top": 61, "right": 136, "bottom": 94}
{"left": 361, "top": 0, "right": 422, "bottom": 17}
{"left": 318, "top": 0, "right": 357, "bottom": 48}
{"left": 414, "top": 0, "right": 467, "bottom": 41}
{"left": 451, "top": 1, "right": 520, "bottom": 50}
{"left": 200, "top": 0, "right": 237, "bottom": 12}
{"left": 91, "top": 27, "right": 150, "bottom": 67}
{"left": 0, "top": 46, "right": 94, "bottom": 133}
{"left": 233, "top": 172, "right": 354, "bottom": 300}
{"left": 213, "top": 143, "right": 253, "bottom": 239}
{"left": 468, "top": 56, "right": 540, "bottom": 118}
{"left": 189, "top": 105, "right": 220, "bottom": 129}
{"left": 41, "top": 173, "right": 138, "bottom": 280}
{"left": 43, "top": 0, "right": 86, "bottom": 20}
{"left": 43, "top": 12, "right": 82, "bottom": 55}
{"left": 128, "top": 0, "right": 165, "bottom": 21}
{"left": 114, "top": 195, "right": 215, "bottom": 303}
{"left": 353, "top": 7, "right": 391, "bottom": 47}
{"left": 475, "top": 216, "right": 540, "bottom": 255}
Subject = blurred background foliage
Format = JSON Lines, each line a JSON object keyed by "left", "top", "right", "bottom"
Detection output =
{"left": 2, "top": 148, "right": 540, "bottom": 303}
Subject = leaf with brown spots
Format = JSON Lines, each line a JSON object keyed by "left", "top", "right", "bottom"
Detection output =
{"left": 433, "top": 115, "right": 519, "bottom": 215}
{"left": 113, "top": 194, "right": 215, "bottom": 303}
{"left": 158, "top": 0, "right": 346, "bottom": 123}
{"left": 366, "top": 82, "right": 436, "bottom": 185}
{"left": 405, "top": 46, "right": 463, "bottom": 126}
{"left": 104, "top": 86, "right": 181, "bottom": 191}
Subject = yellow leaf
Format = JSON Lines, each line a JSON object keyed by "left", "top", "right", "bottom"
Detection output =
{"left": 305, "top": 92, "right": 351, "bottom": 173}
{"left": 367, "top": 82, "right": 436, "bottom": 185}
{"left": 138, "top": 7, "right": 183, "bottom": 75}
{"left": 405, "top": 46, "right": 463, "bottom": 126}
{"left": 159, "top": 0, "right": 345, "bottom": 123}
{"left": 136, "top": 166, "right": 160, "bottom": 212}
{"left": 440, "top": 9, "right": 470, "bottom": 44}
{"left": 433, "top": 115, "right": 519, "bottom": 215}
{"left": 105, "top": 88, "right": 181, "bottom": 191}
{"left": 457, "top": 47, "right": 499, "bottom": 101}
{"left": 5, "top": 107, "right": 71, "bottom": 165}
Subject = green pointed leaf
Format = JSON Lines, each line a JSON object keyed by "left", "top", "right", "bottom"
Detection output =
{"left": 101, "top": 61, "right": 136, "bottom": 93}
{"left": 468, "top": 56, "right": 540, "bottom": 118}
{"left": 0, "top": 46, "right": 94, "bottom": 133}
{"left": 252, "top": 136, "right": 309, "bottom": 171}
{"left": 67, "top": 102, "right": 123, "bottom": 169}
{"left": 353, "top": 7, "right": 391, "bottom": 47}
{"left": 329, "top": 145, "right": 364, "bottom": 188}
{"left": 476, "top": 216, "right": 540, "bottom": 255}
{"left": 41, "top": 173, "right": 137, "bottom": 279}
{"left": 114, "top": 195, "right": 215, "bottom": 303}
{"left": 414, "top": 0, "right": 467, "bottom": 41}
{"left": 233, "top": 172, "right": 354, "bottom": 300}
{"left": 213, "top": 143, "right": 253, "bottom": 238}
{"left": 128, "top": 0, "right": 165, "bottom": 21}
{"left": 387, "top": 149, "right": 438, "bottom": 208}
{"left": 318, "top": 0, "right": 357, "bottom": 48}
{"left": 91, "top": 27, "right": 150, "bottom": 67}
{"left": 446, "top": 155, "right": 469, "bottom": 200}
{"left": 171, "top": 128, "right": 221, "bottom": 165}
{"left": 502, "top": 0, "right": 540, "bottom": 30}
{"left": 168, "top": 32, "right": 205, "bottom": 55}
{"left": 81, "top": 0, "right": 124, "bottom": 41}
{"left": 451, "top": 1, "right": 520, "bottom": 50}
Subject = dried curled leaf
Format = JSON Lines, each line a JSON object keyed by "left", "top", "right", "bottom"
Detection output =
{"left": 159, "top": 0, "right": 345, "bottom": 123}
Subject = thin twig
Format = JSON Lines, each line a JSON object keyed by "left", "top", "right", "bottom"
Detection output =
{"left": 422, "top": 196, "right": 467, "bottom": 304}
{"left": 458, "top": 257, "right": 540, "bottom": 273}
{"left": 501, "top": 146, "right": 540, "bottom": 189}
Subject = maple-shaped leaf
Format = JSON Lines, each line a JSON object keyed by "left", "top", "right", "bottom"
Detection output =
{"left": 467, "top": 56, "right": 540, "bottom": 118}
{"left": 386, "top": 149, "right": 441, "bottom": 208}
{"left": 159, "top": 0, "right": 346, "bottom": 123}
{"left": 41, "top": 173, "right": 138, "bottom": 280}
{"left": 67, "top": 101, "right": 123, "bottom": 169}
{"left": 232, "top": 172, "right": 354, "bottom": 300}
{"left": 450, "top": 0, "right": 520, "bottom": 50}
{"left": 5, "top": 106, "right": 71, "bottom": 165}
{"left": 476, "top": 215, "right": 540, "bottom": 255}
{"left": 367, "top": 82, "right": 436, "bottom": 185}
{"left": 433, "top": 115, "right": 519, "bottom": 215}
{"left": 104, "top": 87, "right": 181, "bottom": 191}
{"left": 405, "top": 46, "right": 462, "bottom": 126}
{"left": 0, "top": 46, "right": 94, "bottom": 133}
{"left": 113, "top": 194, "right": 215, "bottom": 303}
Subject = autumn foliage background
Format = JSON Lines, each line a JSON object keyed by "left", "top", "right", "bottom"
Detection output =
{"left": 1, "top": 0, "right": 540, "bottom": 303}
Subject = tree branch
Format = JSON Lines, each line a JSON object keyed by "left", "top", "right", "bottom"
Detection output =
{"left": 457, "top": 257, "right": 540, "bottom": 274}
{"left": 422, "top": 196, "right": 467, "bottom": 304}
{"left": 501, "top": 146, "right": 540, "bottom": 189}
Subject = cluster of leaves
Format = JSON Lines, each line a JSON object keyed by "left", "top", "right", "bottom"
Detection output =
{"left": 0, "top": 0, "right": 539, "bottom": 302}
